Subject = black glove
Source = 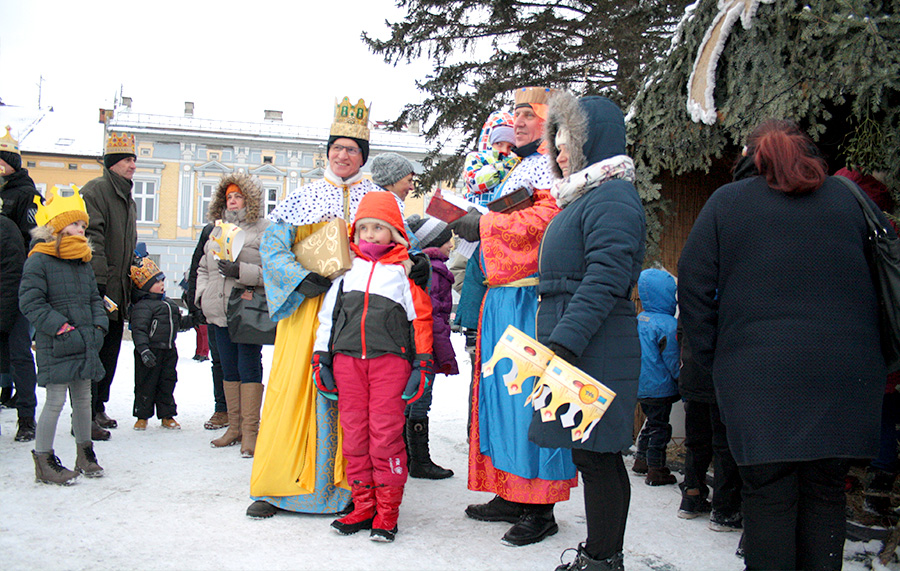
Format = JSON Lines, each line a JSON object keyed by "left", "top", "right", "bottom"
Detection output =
{"left": 97, "top": 283, "right": 107, "bottom": 298}
{"left": 403, "top": 356, "right": 434, "bottom": 402}
{"left": 140, "top": 349, "right": 157, "bottom": 368}
{"left": 190, "top": 309, "right": 206, "bottom": 326}
{"left": 449, "top": 208, "right": 482, "bottom": 242}
{"left": 311, "top": 352, "right": 337, "bottom": 400}
{"left": 549, "top": 342, "right": 577, "bottom": 363}
{"left": 217, "top": 259, "right": 241, "bottom": 279}
{"left": 297, "top": 272, "right": 332, "bottom": 298}
{"left": 409, "top": 253, "right": 431, "bottom": 289}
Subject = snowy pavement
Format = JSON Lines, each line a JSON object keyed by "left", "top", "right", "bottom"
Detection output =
{"left": 0, "top": 333, "right": 892, "bottom": 570}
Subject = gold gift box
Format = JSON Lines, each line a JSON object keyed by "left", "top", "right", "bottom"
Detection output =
{"left": 291, "top": 218, "right": 352, "bottom": 279}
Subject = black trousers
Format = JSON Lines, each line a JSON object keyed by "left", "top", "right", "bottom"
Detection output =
{"left": 133, "top": 347, "right": 178, "bottom": 420}
{"left": 93, "top": 318, "right": 124, "bottom": 415}
{"left": 636, "top": 401, "right": 673, "bottom": 467}
{"left": 682, "top": 399, "right": 742, "bottom": 513}
{"left": 739, "top": 459, "right": 849, "bottom": 571}
{"left": 572, "top": 449, "right": 630, "bottom": 560}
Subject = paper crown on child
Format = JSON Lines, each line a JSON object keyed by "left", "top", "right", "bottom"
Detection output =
{"left": 211, "top": 220, "right": 245, "bottom": 262}
{"left": 104, "top": 131, "right": 136, "bottom": 156}
{"left": 330, "top": 97, "right": 371, "bottom": 141}
{"left": 34, "top": 185, "right": 90, "bottom": 233}
{"left": 130, "top": 256, "right": 165, "bottom": 290}
{"left": 0, "top": 126, "right": 20, "bottom": 155}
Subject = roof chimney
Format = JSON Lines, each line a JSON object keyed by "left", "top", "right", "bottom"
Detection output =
{"left": 184, "top": 102, "right": 194, "bottom": 117}
{"left": 264, "top": 110, "right": 283, "bottom": 122}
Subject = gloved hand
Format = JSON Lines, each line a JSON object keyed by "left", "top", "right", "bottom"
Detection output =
{"left": 311, "top": 352, "right": 337, "bottom": 400}
{"left": 217, "top": 259, "right": 241, "bottom": 279}
{"left": 549, "top": 342, "right": 577, "bottom": 363}
{"left": 97, "top": 283, "right": 107, "bottom": 298}
{"left": 403, "top": 356, "right": 434, "bottom": 402}
{"left": 297, "top": 272, "right": 331, "bottom": 298}
{"left": 449, "top": 208, "right": 482, "bottom": 242}
{"left": 140, "top": 349, "right": 157, "bottom": 368}
{"left": 408, "top": 253, "right": 431, "bottom": 289}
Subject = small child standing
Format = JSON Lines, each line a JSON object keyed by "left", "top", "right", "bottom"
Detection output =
{"left": 312, "top": 191, "right": 434, "bottom": 542}
{"left": 129, "top": 257, "right": 193, "bottom": 430}
{"left": 19, "top": 187, "right": 107, "bottom": 484}
{"left": 633, "top": 268, "right": 681, "bottom": 486}
{"left": 463, "top": 111, "right": 520, "bottom": 207}
{"left": 405, "top": 214, "right": 457, "bottom": 480}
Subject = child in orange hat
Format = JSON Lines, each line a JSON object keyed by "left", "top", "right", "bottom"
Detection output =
{"left": 19, "top": 187, "right": 107, "bottom": 484}
{"left": 311, "top": 191, "right": 434, "bottom": 542}
{"left": 129, "top": 256, "right": 194, "bottom": 431}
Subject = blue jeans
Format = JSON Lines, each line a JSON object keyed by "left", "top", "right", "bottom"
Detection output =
{"left": 0, "top": 312, "right": 38, "bottom": 418}
{"left": 636, "top": 400, "right": 673, "bottom": 468}
{"left": 210, "top": 324, "right": 262, "bottom": 384}
{"left": 206, "top": 325, "right": 226, "bottom": 411}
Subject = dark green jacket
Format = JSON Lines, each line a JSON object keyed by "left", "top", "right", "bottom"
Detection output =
{"left": 19, "top": 249, "right": 108, "bottom": 386}
{"left": 82, "top": 167, "right": 137, "bottom": 321}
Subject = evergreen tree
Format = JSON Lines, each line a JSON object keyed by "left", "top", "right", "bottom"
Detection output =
{"left": 364, "top": 0, "right": 691, "bottom": 192}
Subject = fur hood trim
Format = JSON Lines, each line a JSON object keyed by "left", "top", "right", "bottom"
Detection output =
{"left": 544, "top": 93, "right": 627, "bottom": 179}
{"left": 545, "top": 91, "right": 589, "bottom": 178}
{"left": 208, "top": 172, "right": 263, "bottom": 224}
{"left": 29, "top": 224, "right": 96, "bottom": 251}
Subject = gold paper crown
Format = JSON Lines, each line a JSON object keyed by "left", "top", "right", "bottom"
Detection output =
{"left": 34, "top": 185, "right": 89, "bottom": 231}
{"left": 0, "top": 126, "right": 20, "bottom": 155}
{"left": 130, "top": 256, "right": 164, "bottom": 289}
{"left": 105, "top": 131, "right": 136, "bottom": 155}
{"left": 330, "top": 97, "right": 371, "bottom": 141}
{"left": 514, "top": 86, "right": 553, "bottom": 107}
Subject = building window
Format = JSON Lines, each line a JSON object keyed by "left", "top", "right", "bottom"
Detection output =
{"left": 68, "top": 163, "right": 78, "bottom": 170}
{"left": 209, "top": 152, "right": 220, "bottom": 161}
{"left": 140, "top": 148, "right": 151, "bottom": 157}
{"left": 265, "top": 186, "right": 280, "bottom": 215}
{"left": 27, "top": 161, "right": 36, "bottom": 168}
{"left": 133, "top": 179, "right": 157, "bottom": 223}
{"left": 198, "top": 182, "right": 215, "bottom": 224}
{"left": 263, "top": 155, "right": 273, "bottom": 164}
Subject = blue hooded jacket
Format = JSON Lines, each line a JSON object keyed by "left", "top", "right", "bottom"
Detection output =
{"left": 637, "top": 268, "right": 680, "bottom": 399}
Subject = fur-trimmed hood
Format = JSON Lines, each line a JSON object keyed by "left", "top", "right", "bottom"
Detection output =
{"left": 208, "top": 172, "right": 263, "bottom": 224}
{"left": 544, "top": 93, "right": 627, "bottom": 178}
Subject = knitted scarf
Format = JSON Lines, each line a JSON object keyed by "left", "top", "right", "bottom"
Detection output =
{"left": 29, "top": 234, "right": 93, "bottom": 262}
{"left": 550, "top": 154, "right": 636, "bottom": 209}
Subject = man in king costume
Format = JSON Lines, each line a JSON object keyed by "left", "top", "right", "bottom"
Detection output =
{"left": 246, "top": 97, "right": 378, "bottom": 518}
{"left": 450, "top": 87, "right": 577, "bottom": 547}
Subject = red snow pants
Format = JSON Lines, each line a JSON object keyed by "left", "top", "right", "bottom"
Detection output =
{"left": 333, "top": 353, "right": 411, "bottom": 487}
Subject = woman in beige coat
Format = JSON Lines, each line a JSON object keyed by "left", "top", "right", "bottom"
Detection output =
{"left": 196, "top": 173, "right": 270, "bottom": 457}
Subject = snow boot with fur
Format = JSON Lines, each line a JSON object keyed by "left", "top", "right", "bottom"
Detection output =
{"left": 370, "top": 484, "right": 404, "bottom": 542}
{"left": 332, "top": 481, "right": 377, "bottom": 535}
{"left": 211, "top": 381, "right": 241, "bottom": 448}
{"left": 75, "top": 441, "right": 104, "bottom": 478}
{"left": 240, "top": 383, "right": 264, "bottom": 458}
{"left": 406, "top": 417, "right": 453, "bottom": 479}
{"left": 32, "top": 450, "right": 78, "bottom": 486}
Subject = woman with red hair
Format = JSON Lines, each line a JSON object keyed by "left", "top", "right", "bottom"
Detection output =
{"left": 678, "top": 119, "right": 890, "bottom": 570}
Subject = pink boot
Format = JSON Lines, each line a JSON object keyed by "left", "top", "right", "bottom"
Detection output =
{"left": 370, "top": 484, "right": 404, "bottom": 542}
{"left": 331, "top": 481, "right": 376, "bottom": 535}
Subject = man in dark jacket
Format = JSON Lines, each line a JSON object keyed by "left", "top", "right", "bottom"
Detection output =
{"left": 0, "top": 128, "right": 40, "bottom": 441}
{"left": 81, "top": 132, "right": 138, "bottom": 439}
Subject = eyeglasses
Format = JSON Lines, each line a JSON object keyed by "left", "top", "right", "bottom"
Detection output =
{"left": 331, "top": 144, "right": 362, "bottom": 157}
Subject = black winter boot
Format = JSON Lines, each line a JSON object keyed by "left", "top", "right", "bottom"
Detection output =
{"left": 465, "top": 495, "right": 527, "bottom": 523}
{"left": 15, "top": 416, "right": 36, "bottom": 442}
{"left": 0, "top": 387, "right": 15, "bottom": 408}
{"left": 406, "top": 417, "right": 453, "bottom": 480}
{"left": 556, "top": 544, "right": 624, "bottom": 571}
{"left": 501, "top": 504, "right": 558, "bottom": 546}
{"left": 865, "top": 468, "right": 896, "bottom": 515}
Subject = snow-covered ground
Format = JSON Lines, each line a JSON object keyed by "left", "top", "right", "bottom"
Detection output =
{"left": 0, "top": 332, "right": 893, "bottom": 570}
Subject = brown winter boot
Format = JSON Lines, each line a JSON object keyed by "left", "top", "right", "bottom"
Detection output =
{"left": 645, "top": 466, "right": 677, "bottom": 486}
{"left": 75, "top": 441, "right": 104, "bottom": 478}
{"left": 331, "top": 481, "right": 377, "bottom": 535}
{"left": 240, "top": 383, "right": 264, "bottom": 458}
{"left": 370, "top": 484, "right": 404, "bottom": 542}
{"left": 32, "top": 450, "right": 78, "bottom": 486}
{"left": 211, "top": 381, "right": 241, "bottom": 448}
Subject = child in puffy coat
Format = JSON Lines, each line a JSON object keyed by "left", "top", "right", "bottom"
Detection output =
{"left": 311, "top": 191, "right": 434, "bottom": 542}
{"left": 404, "top": 214, "right": 457, "bottom": 480}
{"left": 19, "top": 187, "right": 107, "bottom": 484}
{"left": 462, "top": 111, "right": 520, "bottom": 207}
{"left": 633, "top": 268, "right": 681, "bottom": 486}
{"left": 129, "top": 257, "right": 194, "bottom": 431}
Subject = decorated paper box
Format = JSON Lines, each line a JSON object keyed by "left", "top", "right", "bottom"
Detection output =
{"left": 292, "top": 218, "right": 352, "bottom": 279}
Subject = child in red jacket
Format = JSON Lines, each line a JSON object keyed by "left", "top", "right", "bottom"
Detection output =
{"left": 312, "top": 191, "right": 433, "bottom": 542}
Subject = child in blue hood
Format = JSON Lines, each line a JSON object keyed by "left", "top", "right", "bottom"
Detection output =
{"left": 633, "top": 268, "right": 680, "bottom": 486}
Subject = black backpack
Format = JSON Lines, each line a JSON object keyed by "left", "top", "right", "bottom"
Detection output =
{"left": 836, "top": 175, "right": 900, "bottom": 373}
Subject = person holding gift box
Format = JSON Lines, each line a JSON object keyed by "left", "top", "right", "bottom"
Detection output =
{"left": 312, "top": 191, "right": 434, "bottom": 542}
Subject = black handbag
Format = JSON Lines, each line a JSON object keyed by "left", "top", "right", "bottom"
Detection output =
{"left": 226, "top": 286, "right": 277, "bottom": 345}
{"left": 836, "top": 175, "right": 900, "bottom": 373}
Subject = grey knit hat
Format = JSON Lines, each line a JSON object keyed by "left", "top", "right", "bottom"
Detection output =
{"left": 406, "top": 214, "right": 452, "bottom": 250}
{"left": 371, "top": 153, "right": 414, "bottom": 188}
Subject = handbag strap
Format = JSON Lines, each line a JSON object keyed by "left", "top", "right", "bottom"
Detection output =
{"left": 833, "top": 175, "right": 891, "bottom": 239}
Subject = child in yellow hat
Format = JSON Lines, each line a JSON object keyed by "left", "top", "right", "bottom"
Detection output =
{"left": 19, "top": 186, "right": 107, "bottom": 485}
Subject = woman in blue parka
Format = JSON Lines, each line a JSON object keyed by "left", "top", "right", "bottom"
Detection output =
{"left": 531, "top": 92, "right": 645, "bottom": 570}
